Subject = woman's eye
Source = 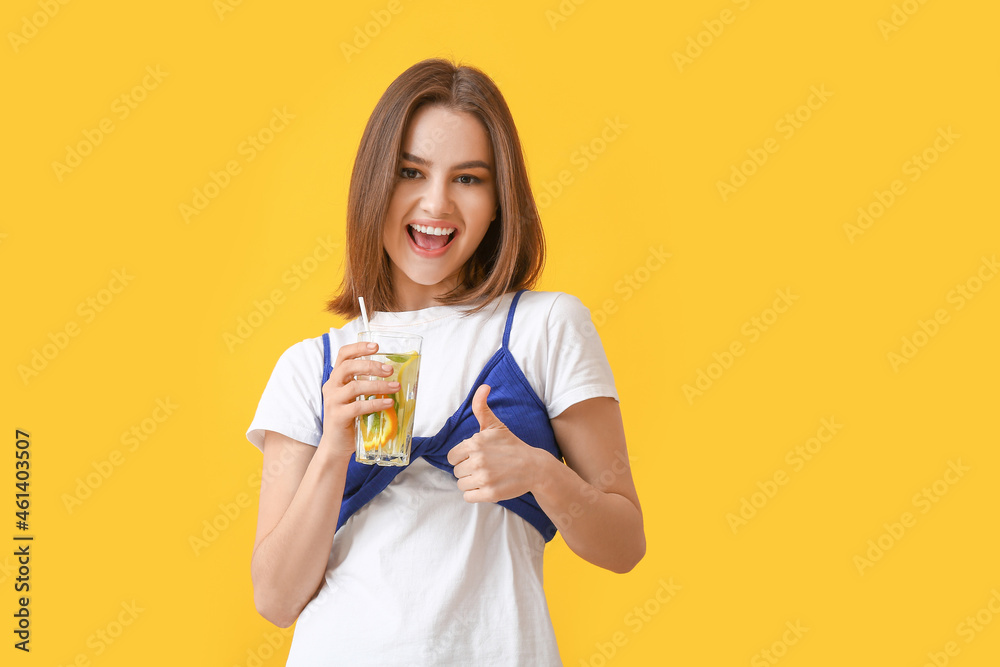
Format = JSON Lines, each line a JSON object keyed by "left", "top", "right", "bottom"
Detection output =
{"left": 400, "top": 168, "right": 419, "bottom": 179}
{"left": 456, "top": 175, "right": 480, "bottom": 185}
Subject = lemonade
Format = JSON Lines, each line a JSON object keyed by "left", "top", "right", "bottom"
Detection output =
{"left": 356, "top": 350, "right": 420, "bottom": 466}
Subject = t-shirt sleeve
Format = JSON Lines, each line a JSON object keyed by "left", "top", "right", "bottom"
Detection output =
{"left": 542, "top": 293, "right": 619, "bottom": 418}
{"left": 245, "top": 338, "right": 324, "bottom": 452}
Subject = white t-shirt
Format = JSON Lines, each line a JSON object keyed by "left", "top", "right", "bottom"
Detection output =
{"left": 246, "top": 290, "right": 619, "bottom": 666}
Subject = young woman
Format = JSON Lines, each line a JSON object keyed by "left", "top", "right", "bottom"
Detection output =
{"left": 246, "top": 58, "right": 644, "bottom": 665}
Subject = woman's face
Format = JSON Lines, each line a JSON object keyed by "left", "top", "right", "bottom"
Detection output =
{"left": 382, "top": 104, "right": 497, "bottom": 309}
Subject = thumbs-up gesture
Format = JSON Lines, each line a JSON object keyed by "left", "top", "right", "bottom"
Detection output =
{"left": 447, "top": 384, "right": 541, "bottom": 503}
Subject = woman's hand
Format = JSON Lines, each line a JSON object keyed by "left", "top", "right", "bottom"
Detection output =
{"left": 451, "top": 388, "right": 645, "bottom": 573}
{"left": 447, "top": 385, "right": 542, "bottom": 502}
{"left": 320, "top": 341, "right": 399, "bottom": 459}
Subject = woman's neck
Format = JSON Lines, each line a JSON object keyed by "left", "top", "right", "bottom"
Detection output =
{"left": 390, "top": 269, "right": 463, "bottom": 311}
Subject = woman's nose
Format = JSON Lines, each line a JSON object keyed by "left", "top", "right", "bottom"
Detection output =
{"left": 420, "top": 177, "right": 453, "bottom": 217}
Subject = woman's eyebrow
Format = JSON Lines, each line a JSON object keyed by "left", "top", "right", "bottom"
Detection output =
{"left": 401, "top": 152, "right": 492, "bottom": 171}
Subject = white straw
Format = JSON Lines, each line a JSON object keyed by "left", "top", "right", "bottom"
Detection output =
{"left": 359, "top": 297, "right": 371, "bottom": 333}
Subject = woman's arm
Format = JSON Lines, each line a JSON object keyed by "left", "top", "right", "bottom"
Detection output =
{"left": 250, "top": 340, "right": 398, "bottom": 627}
{"left": 250, "top": 432, "right": 349, "bottom": 627}
{"left": 535, "top": 396, "right": 644, "bottom": 573}
{"left": 448, "top": 387, "right": 644, "bottom": 573}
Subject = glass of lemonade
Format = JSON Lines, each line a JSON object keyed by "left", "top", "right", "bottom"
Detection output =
{"left": 355, "top": 331, "right": 422, "bottom": 466}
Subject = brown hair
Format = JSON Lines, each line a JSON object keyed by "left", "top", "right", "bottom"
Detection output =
{"left": 326, "top": 58, "right": 545, "bottom": 319}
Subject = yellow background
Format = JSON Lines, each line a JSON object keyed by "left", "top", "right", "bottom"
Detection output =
{"left": 3, "top": 0, "right": 998, "bottom": 665}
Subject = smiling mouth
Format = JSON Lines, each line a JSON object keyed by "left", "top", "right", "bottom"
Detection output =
{"left": 408, "top": 223, "right": 456, "bottom": 251}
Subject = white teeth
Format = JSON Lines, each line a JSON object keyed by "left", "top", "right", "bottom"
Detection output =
{"left": 409, "top": 223, "right": 454, "bottom": 236}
